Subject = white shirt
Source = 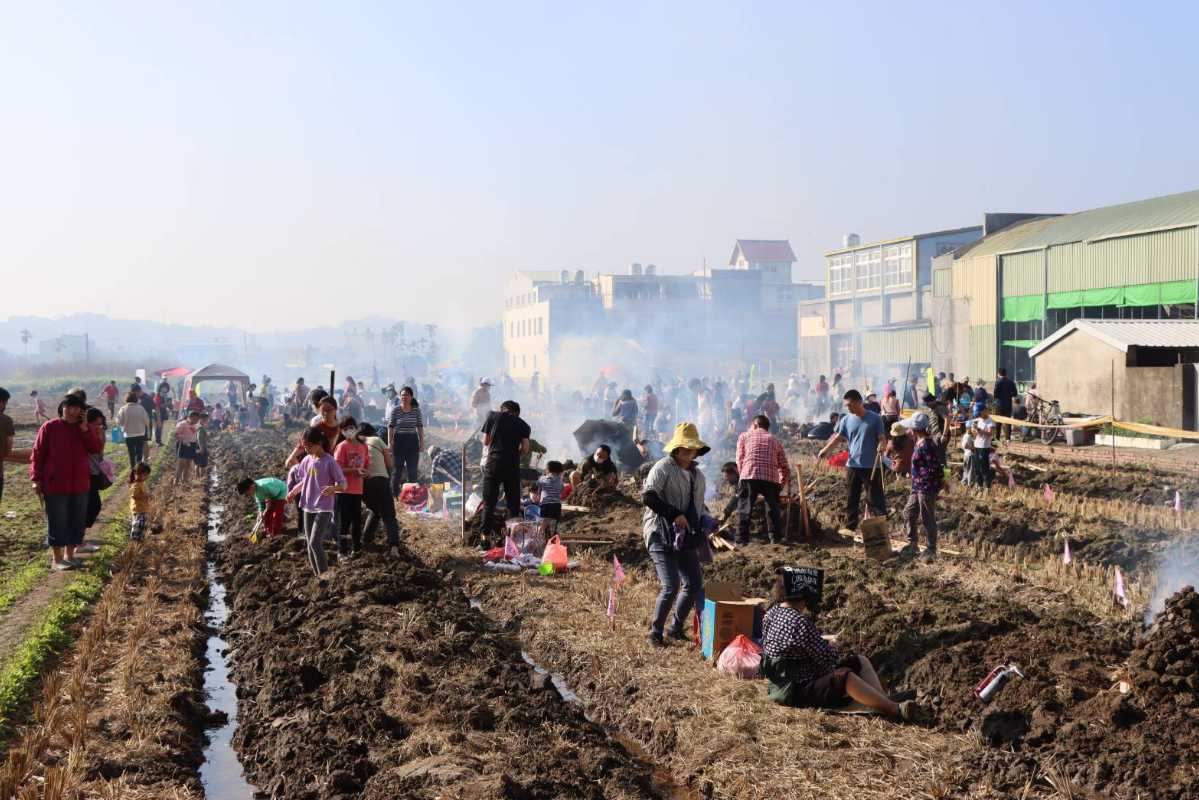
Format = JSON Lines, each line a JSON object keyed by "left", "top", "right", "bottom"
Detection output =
{"left": 972, "top": 418, "right": 995, "bottom": 449}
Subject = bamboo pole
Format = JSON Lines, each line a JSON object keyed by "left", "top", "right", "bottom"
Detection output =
{"left": 795, "top": 455, "right": 812, "bottom": 542}
{"left": 460, "top": 441, "right": 468, "bottom": 546}
{"left": 1110, "top": 359, "right": 1117, "bottom": 471}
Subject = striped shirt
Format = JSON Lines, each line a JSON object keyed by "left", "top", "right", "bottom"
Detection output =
{"left": 389, "top": 405, "right": 423, "bottom": 435}
{"left": 537, "top": 474, "right": 564, "bottom": 505}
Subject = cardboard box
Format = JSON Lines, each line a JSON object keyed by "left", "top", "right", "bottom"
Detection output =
{"left": 859, "top": 517, "right": 891, "bottom": 561}
{"left": 701, "top": 582, "right": 765, "bottom": 661}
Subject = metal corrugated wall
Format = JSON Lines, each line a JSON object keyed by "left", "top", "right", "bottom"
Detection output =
{"left": 1089, "top": 227, "right": 1197, "bottom": 285}
{"left": 952, "top": 254, "right": 998, "bottom": 325}
{"left": 968, "top": 325, "right": 997, "bottom": 379}
{"left": 1000, "top": 251, "right": 1044, "bottom": 295}
{"left": 933, "top": 268, "right": 952, "bottom": 297}
{"left": 861, "top": 327, "right": 931, "bottom": 365}
{"left": 1046, "top": 243, "right": 1085, "bottom": 292}
{"left": 1045, "top": 228, "right": 1197, "bottom": 291}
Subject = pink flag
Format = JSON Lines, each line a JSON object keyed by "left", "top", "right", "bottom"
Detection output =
{"left": 1007, "top": 472, "right": 1016, "bottom": 490}
{"left": 1174, "top": 490, "right": 1183, "bottom": 514}
{"left": 1062, "top": 537, "right": 1072, "bottom": 565}
{"left": 606, "top": 586, "right": 618, "bottom": 620}
{"left": 612, "top": 555, "right": 626, "bottom": 587}
{"left": 1044, "top": 484, "right": 1055, "bottom": 504}
{"left": 503, "top": 536, "right": 519, "bottom": 560}
{"left": 1114, "top": 566, "right": 1128, "bottom": 607}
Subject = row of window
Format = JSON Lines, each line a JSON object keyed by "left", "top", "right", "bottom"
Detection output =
{"left": 509, "top": 353, "right": 539, "bottom": 370}
{"left": 508, "top": 317, "right": 544, "bottom": 339}
{"left": 505, "top": 291, "right": 539, "bottom": 309}
{"left": 828, "top": 245, "right": 913, "bottom": 295}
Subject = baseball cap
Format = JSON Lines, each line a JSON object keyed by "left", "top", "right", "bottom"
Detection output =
{"left": 903, "top": 412, "right": 931, "bottom": 432}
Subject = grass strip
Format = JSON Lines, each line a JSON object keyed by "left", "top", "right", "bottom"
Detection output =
{"left": 0, "top": 560, "right": 50, "bottom": 617}
{"left": 0, "top": 443, "right": 171, "bottom": 736}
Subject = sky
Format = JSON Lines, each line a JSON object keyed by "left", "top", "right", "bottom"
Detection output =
{"left": 3, "top": 0, "right": 1199, "bottom": 334}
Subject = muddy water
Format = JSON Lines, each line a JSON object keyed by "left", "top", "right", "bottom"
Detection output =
{"left": 199, "top": 471, "right": 257, "bottom": 799}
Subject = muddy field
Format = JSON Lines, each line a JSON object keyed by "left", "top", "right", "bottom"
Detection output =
{"left": 212, "top": 429, "right": 668, "bottom": 799}
{"left": 2, "top": 424, "right": 1195, "bottom": 800}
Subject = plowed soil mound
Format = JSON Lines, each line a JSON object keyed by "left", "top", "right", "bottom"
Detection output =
{"left": 212, "top": 430, "right": 661, "bottom": 800}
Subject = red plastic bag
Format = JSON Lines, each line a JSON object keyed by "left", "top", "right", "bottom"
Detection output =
{"left": 399, "top": 483, "right": 429, "bottom": 507}
{"left": 541, "top": 535, "right": 569, "bottom": 571}
{"left": 716, "top": 634, "right": 763, "bottom": 679}
{"left": 827, "top": 451, "right": 849, "bottom": 469}
{"left": 482, "top": 547, "right": 506, "bottom": 563}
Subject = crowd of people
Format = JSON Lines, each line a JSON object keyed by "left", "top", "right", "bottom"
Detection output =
{"left": 0, "top": 360, "right": 1047, "bottom": 724}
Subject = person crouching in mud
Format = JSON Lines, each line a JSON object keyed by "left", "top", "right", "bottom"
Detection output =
{"left": 760, "top": 567, "right": 921, "bottom": 722}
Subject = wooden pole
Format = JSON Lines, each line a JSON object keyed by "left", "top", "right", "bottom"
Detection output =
{"left": 329, "top": 369, "right": 335, "bottom": 398}
{"left": 460, "top": 441, "right": 469, "bottom": 546}
{"left": 1110, "top": 359, "right": 1116, "bottom": 470}
{"left": 795, "top": 455, "right": 811, "bottom": 542}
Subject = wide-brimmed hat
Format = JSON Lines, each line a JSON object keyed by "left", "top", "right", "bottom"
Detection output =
{"left": 664, "top": 422, "right": 710, "bottom": 456}
{"left": 890, "top": 421, "right": 907, "bottom": 437}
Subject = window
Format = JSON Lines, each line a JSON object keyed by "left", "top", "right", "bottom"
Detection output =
{"left": 828, "top": 255, "right": 853, "bottom": 294}
{"left": 883, "top": 246, "right": 901, "bottom": 286}
{"left": 533, "top": 354, "right": 538, "bottom": 369}
{"left": 898, "top": 244, "right": 913, "bottom": 285}
{"left": 856, "top": 249, "right": 881, "bottom": 291}
{"left": 522, "top": 355, "right": 527, "bottom": 369}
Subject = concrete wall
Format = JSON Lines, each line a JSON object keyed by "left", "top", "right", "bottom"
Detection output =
{"left": 1033, "top": 332, "right": 1185, "bottom": 428}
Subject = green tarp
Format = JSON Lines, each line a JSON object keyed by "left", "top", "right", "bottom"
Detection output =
{"left": 1013, "top": 280, "right": 1196, "bottom": 314}
{"left": 1161, "top": 279, "right": 1198, "bottom": 305}
{"left": 1002, "top": 340, "right": 1040, "bottom": 349}
{"left": 1047, "top": 290, "right": 1085, "bottom": 310}
{"left": 1002, "top": 294, "right": 1044, "bottom": 322}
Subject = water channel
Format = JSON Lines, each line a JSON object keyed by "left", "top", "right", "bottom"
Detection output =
{"left": 198, "top": 470, "right": 258, "bottom": 799}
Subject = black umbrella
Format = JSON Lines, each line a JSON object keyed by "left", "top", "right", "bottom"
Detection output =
{"left": 573, "top": 419, "right": 643, "bottom": 471}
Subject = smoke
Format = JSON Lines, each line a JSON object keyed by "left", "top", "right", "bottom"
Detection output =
{"left": 1144, "top": 537, "right": 1199, "bottom": 625}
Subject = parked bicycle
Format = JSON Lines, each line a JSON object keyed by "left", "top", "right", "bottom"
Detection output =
{"left": 1024, "top": 396, "right": 1064, "bottom": 444}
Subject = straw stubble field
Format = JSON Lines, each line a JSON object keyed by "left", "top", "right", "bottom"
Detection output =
{"left": 2, "top": 426, "right": 1197, "bottom": 800}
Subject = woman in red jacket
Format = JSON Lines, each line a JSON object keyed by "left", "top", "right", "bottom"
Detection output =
{"left": 29, "top": 394, "right": 103, "bottom": 570}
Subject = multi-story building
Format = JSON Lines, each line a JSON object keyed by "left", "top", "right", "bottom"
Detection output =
{"left": 820, "top": 226, "right": 984, "bottom": 375}
{"left": 944, "top": 189, "right": 1199, "bottom": 382}
{"left": 501, "top": 270, "right": 601, "bottom": 381}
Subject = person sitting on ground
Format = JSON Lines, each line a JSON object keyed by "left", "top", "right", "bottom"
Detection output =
{"left": 884, "top": 421, "right": 914, "bottom": 477}
{"left": 760, "top": 568, "right": 920, "bottom": 722}
{"left": 636, "top": 435, "right": 665, "bottom": 463}
{"left": 537, "top": 461, "right": 565, "bottom": 534}
{"left": 571, "top": 444, "right": 618, "bottom": 491}
{"left": 805, "top": 412, "right": 839, "bottom": 440}
{"left": 237, "top": 475, "right": 290, "bottom": 539}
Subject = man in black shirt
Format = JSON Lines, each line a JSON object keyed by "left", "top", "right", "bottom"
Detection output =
{"left": 992, "top": 368, "right": 1018, "bottom": 441}
{"left": 480, "top": 400, "right": 531, "bottom": 542}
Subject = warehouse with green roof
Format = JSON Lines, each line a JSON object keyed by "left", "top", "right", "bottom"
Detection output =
{"left": 937, "top": 189, "right": 1199, "bottom": 382}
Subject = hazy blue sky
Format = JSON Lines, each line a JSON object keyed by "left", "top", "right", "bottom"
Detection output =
{"left": 3, "top": 1, "right": 1197, "bottom": 333}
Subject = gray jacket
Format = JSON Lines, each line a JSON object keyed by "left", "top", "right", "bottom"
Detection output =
{"left": 641, "top": 456, "right": 706, "bottom": 548}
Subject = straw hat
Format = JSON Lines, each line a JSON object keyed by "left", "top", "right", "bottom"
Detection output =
{"left": 890, "top": 421, "right": 906, "bottom": 437}
{"left": 664, "top": 422, "right": 710, "bottom": 456}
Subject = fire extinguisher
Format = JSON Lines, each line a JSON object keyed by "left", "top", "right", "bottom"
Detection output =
{"left": 973, "top": 663, "right": 1024, "bottom": 703}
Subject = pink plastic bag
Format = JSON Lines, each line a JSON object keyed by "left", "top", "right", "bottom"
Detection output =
{"left": 716, "top": 634, "right": 763, "bottom": 679}
{"left": 541, "top": 535, "right": 568, "bottom": 572}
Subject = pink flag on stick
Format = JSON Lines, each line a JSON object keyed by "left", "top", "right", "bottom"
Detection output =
{"left": 1062, "top": 537, "right": 1072, "bottom": 565}
{"left": 1114, "top": 567, "right": 1129, "bottom": 607}
{"left": 606, "top": 586, "right": 618, "bottom": 622}
{"left": 1174, "top": 490, "right": 1183, "bottom": 514}
{"left": 613, "top": 555, "right": 626, "bottom": 587}
{"left": 1044, "top": 484, "right": 1055, "bottom": 504}
{"left": 503, "top": 536, "right": 519, "bottom": 560}
{"left": 1007, "top": 472, "right": 1016, "bottom": 490}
